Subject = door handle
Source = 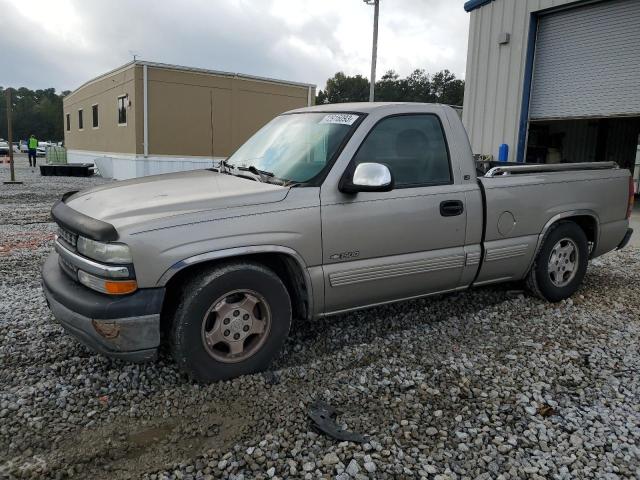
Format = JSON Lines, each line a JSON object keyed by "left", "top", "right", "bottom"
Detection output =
{"left": 440, "top": 200, "right": 464, "bottom": 217}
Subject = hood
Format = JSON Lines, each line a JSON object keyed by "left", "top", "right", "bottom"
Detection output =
{"left": 66, "top": 170, "right": 288, "bottom": 230}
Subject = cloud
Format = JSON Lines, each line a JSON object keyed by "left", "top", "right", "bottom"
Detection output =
{"left": 0, "top": 0, "right": 469, "bottom": 92}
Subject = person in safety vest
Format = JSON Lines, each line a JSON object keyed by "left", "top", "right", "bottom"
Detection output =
{"left": 28, "top": 134, "right": 38, "bottom": 168}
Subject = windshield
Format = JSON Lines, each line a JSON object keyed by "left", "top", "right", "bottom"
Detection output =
{"left": 226, "top": 112, "right": 361, "bottom": 183}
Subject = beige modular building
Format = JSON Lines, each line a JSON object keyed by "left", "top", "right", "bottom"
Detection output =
{"left": 462, "top": 0, "right": 640, "bottom": 168}
{"left": 63, "top": 61, "right": 315, "bottom": 179}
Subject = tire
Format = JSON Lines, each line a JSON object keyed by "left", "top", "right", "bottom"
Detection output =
{"left": 526, "top": 221, "right": 589, "bottom": 302}
{"left": 170, "top": 261, "right": 292, "bottom": 382}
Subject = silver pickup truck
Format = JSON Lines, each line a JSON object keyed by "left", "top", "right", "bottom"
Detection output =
{"left": 42, "top": 103, "right": 634, "bottom": 382}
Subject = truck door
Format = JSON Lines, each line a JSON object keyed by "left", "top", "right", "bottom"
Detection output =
{"left": 320, "top": 113, "right": 473, "bottom": 314}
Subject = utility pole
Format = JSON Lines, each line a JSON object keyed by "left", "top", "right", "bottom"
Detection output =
{"left": 4, "top": 87, "right": 22, "bottom": 185}
{"left": 364, "top": 0, "right": 380, "bottom": 102}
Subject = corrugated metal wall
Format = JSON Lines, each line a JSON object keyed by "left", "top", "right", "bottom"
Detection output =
{"left": 530, "top": 0, "right": 640, "bottom": 120}
{"left": 462, "top": 0, "right": 579, "bottom": 160}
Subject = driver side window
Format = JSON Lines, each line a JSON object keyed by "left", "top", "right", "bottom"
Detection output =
{"left": 352, "top": 114, "right": 452, "bottom": 188}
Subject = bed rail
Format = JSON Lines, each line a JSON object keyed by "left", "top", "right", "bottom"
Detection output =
{"left": 484, "top": 162, "right": 618, "bottom": 178}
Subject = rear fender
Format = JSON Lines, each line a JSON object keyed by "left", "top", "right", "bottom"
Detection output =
{"left": 529, "top": 210, "right": 600, "bottom": 272}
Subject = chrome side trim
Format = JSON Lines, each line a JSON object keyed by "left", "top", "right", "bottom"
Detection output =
{"left": 54, "top": 240, "right": 130, "bottom": 279}
{"left": 485, "top": 162, "right": 617, "bottom": 178}
{"left": 156, "top": 245, "right": 315, "bottom": 319}
{"left": 484, "top": 244, "right": 528, "bottom": 262}
{"left": 329, "top": 255, "right": 466, "bottom": 287}
{"left": 465, "top": 251, "right": 481, "bottom": 266}
{"left": 321, "top": 285, "right": 468, "bottom": 317}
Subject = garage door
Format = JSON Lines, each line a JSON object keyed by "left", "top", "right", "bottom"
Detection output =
{"left": 529, "top": 0, "right": 640, "bottom": 120}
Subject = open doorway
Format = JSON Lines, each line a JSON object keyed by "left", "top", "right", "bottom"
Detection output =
{"left": 526, "top": 117, "right": 640, "bottom": 173}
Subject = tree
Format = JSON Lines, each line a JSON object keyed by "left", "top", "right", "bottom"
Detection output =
{"left": 375, "top": 70, "right": 404, "bottom": 102}
{"left": 315, "top": 89, "right": 328, "bottom": 105}
{"left": 316, "top": 68, "right": 465, "bottom": 106}
{"left": 430, "top": 69, "right": 465, "bottom": 106}
{"left": 0, "top": 86, "right": 65, "bottom": 142}
{"left": 317, "top": 72, "right": 370, "bottom": 104}
{"left": 404, "top": 69, "right": 432, "bottom": 102}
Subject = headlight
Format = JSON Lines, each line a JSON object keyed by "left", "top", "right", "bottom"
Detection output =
{"left": 77, "top": 237, "right": 132, "bottom": 264}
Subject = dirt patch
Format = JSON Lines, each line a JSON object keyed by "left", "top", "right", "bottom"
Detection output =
{"left": 36, "top": 400, "right": 250, "bottom": 479}
{"left": 0, "top": 231, "right": 55, "bottom": 255}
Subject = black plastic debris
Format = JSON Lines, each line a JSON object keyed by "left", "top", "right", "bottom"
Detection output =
{"left": 40, "top": 163, "right": 95, "bottom": 177}
{"left": 308, "top": 400, "right": 366, "bottom": 443}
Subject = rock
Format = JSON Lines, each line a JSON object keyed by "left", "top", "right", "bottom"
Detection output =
{"left": 346, "top": 459, "right": 360, "bottom": 476}
{"left": 364, "top": 461, "right": 376, "bottom": 473}
{"left": 570, "top": 433, "right": 584, "bottom": 448}
{"left": 322, "top": 452, "right": 340, "bottom": 466}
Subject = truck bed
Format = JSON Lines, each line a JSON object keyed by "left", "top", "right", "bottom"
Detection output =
{"left": 473, "top": 163, "right": 629, "bottom": 286}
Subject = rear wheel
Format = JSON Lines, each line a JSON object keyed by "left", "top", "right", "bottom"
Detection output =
{"left": 526, "top": 221, "right": 589, "bottom": 302}
{"left": 170, "top": 261, "right": 291, "bottom": 382}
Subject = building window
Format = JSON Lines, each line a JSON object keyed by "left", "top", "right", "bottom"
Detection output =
{"left": 66, "top": 114, "right": 70, "bottom": 131}
{"left": 117, "top": 95, "right": 127, "bottom": 125}
{"left": 78, "top": 109, "right": 83, "bottom": 130}
{"left": 92, "top": 104, "right": 99, "bottom": 128}
{"left": 352, "top": 114, "right": 452, "bottom": 188}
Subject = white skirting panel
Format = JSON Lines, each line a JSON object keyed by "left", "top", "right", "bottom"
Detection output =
{"left": 67, "top": 150, "right": 225, "bottom": 180}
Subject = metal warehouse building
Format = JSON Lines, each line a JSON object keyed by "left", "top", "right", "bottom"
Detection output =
{"left": 63, "top": 61, "right": 315, "bottom": 179}
{"left": 462, "top": 0, "right": 640, "bottom": 169}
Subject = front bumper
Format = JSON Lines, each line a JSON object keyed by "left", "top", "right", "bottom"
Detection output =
{"left": 42, "top": 252, "right": 165, "bottom": 362}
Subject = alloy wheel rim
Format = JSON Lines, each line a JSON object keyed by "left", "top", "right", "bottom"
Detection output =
{"left": 548, "top": 237, "right": 579, "bottom": 288}
{"left": 201, "top": 289, "right": 271, "bottom": 363}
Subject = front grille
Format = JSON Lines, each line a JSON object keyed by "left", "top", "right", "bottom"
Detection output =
{"left": 58, "top": 254, "right": 78, "bottom": 281}
{"left": 57, "top": 226, "right": 78, "bottom": 249}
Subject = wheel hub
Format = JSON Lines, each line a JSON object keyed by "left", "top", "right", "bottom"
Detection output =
{"left": 201, "top": 289, "right": 271, "bottom": 363}
{"left": 548, "top": 237, "right": 579, "bottom": 288}
{"left": 221, "top": 307, "right": 253, "bottom": 342}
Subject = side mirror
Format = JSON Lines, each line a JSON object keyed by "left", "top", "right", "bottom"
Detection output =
{"left": 339, "top": 162, "right": 394, "bottom": 194}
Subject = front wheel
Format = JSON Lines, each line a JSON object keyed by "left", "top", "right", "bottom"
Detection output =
{"left": 526, "top": 221, "right": 589, "bottom": 302}
{"left": 170, "top": 261, "right": 292, "bottom": 382}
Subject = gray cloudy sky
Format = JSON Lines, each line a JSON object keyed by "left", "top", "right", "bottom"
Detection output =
{"left": 1, "top": 0, "right": 470, "bottom": 93}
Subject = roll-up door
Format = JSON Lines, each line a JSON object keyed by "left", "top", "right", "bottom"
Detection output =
{"left": 529, "top": 0, "right": 640, "bottom": 120}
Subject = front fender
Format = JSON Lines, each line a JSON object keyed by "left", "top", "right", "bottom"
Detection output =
{"left": 156, "top": 245, "right": 317, "bottom": 318}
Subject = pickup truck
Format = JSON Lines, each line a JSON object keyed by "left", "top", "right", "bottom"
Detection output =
{"left": 42, "top": 103, "right": 634, "bottom": 382}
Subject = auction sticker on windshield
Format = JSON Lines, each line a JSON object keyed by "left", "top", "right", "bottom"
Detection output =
{"left": 319, "top": 114, "right": 359, "bottom": 125}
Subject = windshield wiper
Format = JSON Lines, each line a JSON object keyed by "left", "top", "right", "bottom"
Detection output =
{"left": 237, "top": 165, "right": 274, "bottom": 183}
{"left": 218, "top": 161, "right": 290, "bottom": 185}
{"left": 217, "top": 159, "right": 232, "bottom": 174}
{"left": 217, "top": 160, "right": 258, "bottom": 181}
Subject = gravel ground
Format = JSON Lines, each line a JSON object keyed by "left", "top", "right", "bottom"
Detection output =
{"left": 1, "top": 157, "right": 639, "bottom": 479}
